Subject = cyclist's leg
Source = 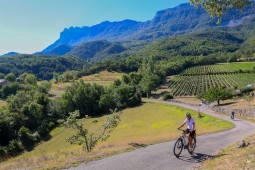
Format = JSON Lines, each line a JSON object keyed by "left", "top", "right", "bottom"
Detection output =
{"left": 188, "top": 135, "right": 192, "bottom": 147}
{"left": 189, "top": 131, "right": 195, "bottom": 147}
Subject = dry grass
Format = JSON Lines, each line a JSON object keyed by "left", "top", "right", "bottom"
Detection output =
{"left": 173, "top": 97, "right": 202, "bottom": 105}
{"left": 198, "top": 135, "right": 255, "bottom": 170}
{"left": 49, "top": 71, "right": 123, "bottom": 98}
{"left": 0, "top": 102, "right": 234, "bottom": 170}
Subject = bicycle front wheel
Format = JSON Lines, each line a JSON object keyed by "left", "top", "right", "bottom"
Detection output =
{"left": 173, "top": 138, "right": 183, "bottom": 157}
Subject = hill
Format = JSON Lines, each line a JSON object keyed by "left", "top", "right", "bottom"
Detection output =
{"left": 69, "top": 40, "right": 126, "bottom": 60}
{"left": 1, "top": 52, "right": 19, "bottom": 57}
{"left": 0, "top": 54, "right": 85, "bottom": 80}
{"left": 41, "top": 3, "right": 255, "bottom": 55}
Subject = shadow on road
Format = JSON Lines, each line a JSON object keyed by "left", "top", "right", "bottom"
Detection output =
{"left": 177, "top": 153, "right": 227, "bottom": 163}
{"left": 129, "top": 143, "right": 147, "bottom": 148}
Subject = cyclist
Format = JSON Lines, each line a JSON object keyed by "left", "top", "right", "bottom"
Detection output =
{"left": 178, "top": 112, "right": 196, "bottom": 150}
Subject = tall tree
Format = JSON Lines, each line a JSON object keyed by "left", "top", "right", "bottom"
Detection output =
{"left": 190, "top": 0, "right": 253, "bottom": 22}
{"left": 203, "top": 87, "right": 233, "bottom": 105}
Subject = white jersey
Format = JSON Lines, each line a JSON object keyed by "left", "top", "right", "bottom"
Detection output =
{"left": 184, "top": 118, "right": 196, "bottom": 130}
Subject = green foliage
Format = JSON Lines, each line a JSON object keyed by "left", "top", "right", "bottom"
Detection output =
{"left": 0, "top": 55, "right": 84, "bottom": 80}
{"left": 190, "top": 0, "right": 253, "bottom": 22}
{"left": 0, "top": 73, "right": 5, "bottom": 79}
{"left": 18, "top": 127, "right": 36, "bottom": 150}
{"left": 1, "top": 82, "right": 19, "bottom": 98}
{"left": 4, "top": 73, "right": 16, "bottom": 82}
{"left": 240, "top": 85, "right": 254, "bottom": 94}
{"left": 63, "top": 110, "right": 121, "bottom": 152}
{"left": 163, "top": 93, "right": 173, "bottom": 101}
{"left": 24, "top": 74, "right": 37, "bottom": 86}
{"left": 140, "top": 74, "right": 160, "bottom": 98}
{"left": 70, "top": 40, "right": 126, "bottom": 61}
{"left": 37, "top": 81, "right": 51, "bottom": 94}
{"left": 203, "top": 87, "right": 233, "bottom": 105}
{"left": 58, "top": 71, "right": 80, "bottom": 82}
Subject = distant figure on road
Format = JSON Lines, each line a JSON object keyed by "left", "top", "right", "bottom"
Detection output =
{"left": 231, "top": 111, "right": 235, "bottom": 120}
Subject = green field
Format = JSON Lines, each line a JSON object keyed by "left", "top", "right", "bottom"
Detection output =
{"left": 50, "top": 71, "right": 123, "bottom": 98}
{"left": 0, "top": 102, "right": 234, "bottom": 170}
{"left": 169, "top": 62, "right": 255, "bottom": 96}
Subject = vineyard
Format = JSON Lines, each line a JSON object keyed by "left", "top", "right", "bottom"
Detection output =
{"left": 182, "top": 62, "right": 255, "bottom": 75}
{"left": 169, "top": 63, "right": 255, "bottom": 96}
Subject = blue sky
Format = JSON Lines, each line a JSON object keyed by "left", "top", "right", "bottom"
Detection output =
{"left": 0, "top": 0, "right": 189, "bottom": 55}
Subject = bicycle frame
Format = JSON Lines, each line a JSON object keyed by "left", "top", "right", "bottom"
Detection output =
{"left": 179, "top": 129, "right": 188, "bottom": 146}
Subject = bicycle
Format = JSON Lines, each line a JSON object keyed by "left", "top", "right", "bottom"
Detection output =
{"left": 173, "top": 129, "right": 196, "bottom": 157}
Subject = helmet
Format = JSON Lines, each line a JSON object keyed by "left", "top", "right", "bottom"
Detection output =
{"left": 186, "top": 112, "right": 191, "bottom": 117}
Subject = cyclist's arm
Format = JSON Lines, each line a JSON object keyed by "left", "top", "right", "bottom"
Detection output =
{"left": 191, "top": 122, "right": 195, "bottom": 131}
{"left": 178, "top": 123, "right": 185, "bottom": 129}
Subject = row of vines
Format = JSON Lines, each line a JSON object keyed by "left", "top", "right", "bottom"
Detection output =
{"left": 182, "top": 63, "right": 255, "bottom": 75}
{"left": 169, "top": 73, "right": 255, "bottom": 96}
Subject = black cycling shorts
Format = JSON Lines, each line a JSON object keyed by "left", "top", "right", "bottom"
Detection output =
{"left": 185, "top": 129, "right": 196, "bottom": 137}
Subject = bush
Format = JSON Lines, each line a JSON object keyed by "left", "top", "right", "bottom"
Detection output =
{"left": 163, "top": 93, "right": 173, "bottom": 101}
{"left": 240, "top": 85, "right": 254, "bottom": 94}
{"left": 18, "top": 127, "right": 36, "bottom": 150}
{"left": 7, "top": 140, "right": 23, "bottom": 156}
{"left": 0, "top": 146, "right": 7, "bottom": 159}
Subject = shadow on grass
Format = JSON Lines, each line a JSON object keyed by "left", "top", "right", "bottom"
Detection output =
{"left": 219, "top": 102, "right": 237, "bottom": 106}
{"left": 129, "top": 143, "right": 148, "bottom": 148}
{"left": 151, "top": 91, "right": 170, "bottom": 99}
{"left": 177, "top": 153, "right": 227, "bottom": 163}
{"left": 41, "top": 134, "right": 52, "bottom": 142}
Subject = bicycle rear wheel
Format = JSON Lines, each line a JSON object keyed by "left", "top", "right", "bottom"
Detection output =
{"left": 173, "top": 138, "right": 183, "bottom": 157}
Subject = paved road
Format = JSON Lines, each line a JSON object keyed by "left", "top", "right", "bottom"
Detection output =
{"left": 70, "top": 100, "right": 255, "bottom": 170}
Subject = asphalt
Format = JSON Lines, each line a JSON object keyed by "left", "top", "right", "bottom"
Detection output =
{"left": 69, "top": 100, "right": 255, "bottom": 170}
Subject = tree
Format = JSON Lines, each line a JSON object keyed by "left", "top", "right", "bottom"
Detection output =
{"left": 24, "top": 74, "right": 37, "bottom": 86}
{"left": 190, "top": 0, "right": 253, "bottom": 22}
{"left": 18, "top": 127, "right": 36, "bottom": 150}
{"left": 203, "top": 87, "right": 233, "bottom": 105}
{"left": 140, "top": 73, "right": 160, "bottom": 98}
{"left": 37, "top": 81, "right": 51, "bottom": 93}
{"left": 4, "top": 73, "right": 16, "bottom": 82}
{"left": 0, "top": 73, "right": 5, "bottom": 79}
{"left": 62, "top": 110, "right": 121, "bottom": 152}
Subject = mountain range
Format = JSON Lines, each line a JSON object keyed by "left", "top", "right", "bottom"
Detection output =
{"left": 14, "top": 3, "right": 255, "bottom": 60}
{"left": 39, "top": 3, "right": 255, "bottom": 57}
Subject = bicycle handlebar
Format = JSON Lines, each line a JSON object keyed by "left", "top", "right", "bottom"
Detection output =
{"left": 177, "top": 128, "right": 185, "bottom": 132}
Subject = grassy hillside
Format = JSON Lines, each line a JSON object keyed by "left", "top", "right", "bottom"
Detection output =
{"left": 198, "top": 134, "right": 255, "bottom": 170}
{"left": 0, "top": 102, "right": 234, "bottom": 170}
{"left": 50, "top": 71, "right": 123, "bottom": 98}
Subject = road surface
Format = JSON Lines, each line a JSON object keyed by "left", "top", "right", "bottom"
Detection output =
{"left": 70, "top": 100, "right": 255, "bottom": 170}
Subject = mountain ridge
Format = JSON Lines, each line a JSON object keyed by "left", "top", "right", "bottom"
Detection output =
{"left": 41, "top": 3, "right": 255, "bottom": 57}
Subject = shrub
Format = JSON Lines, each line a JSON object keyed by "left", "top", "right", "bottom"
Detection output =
{"left": 18, "top": 127, "right": 36, "bottom": 150}
{"left": 0, "top": 146, "right": 7, "bottom": 159}
{"left": 7, "top": 140, "right": 23, "bottom": 156}
{"left": 163, "top": 93, "right": 173, "bottom": 101}
{"left": 240, "top": 85, "right": 254, "bottom": 94}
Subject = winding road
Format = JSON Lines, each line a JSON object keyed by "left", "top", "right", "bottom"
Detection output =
{"left": 70, "top": 100, "right": 255, "bottom": 170}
